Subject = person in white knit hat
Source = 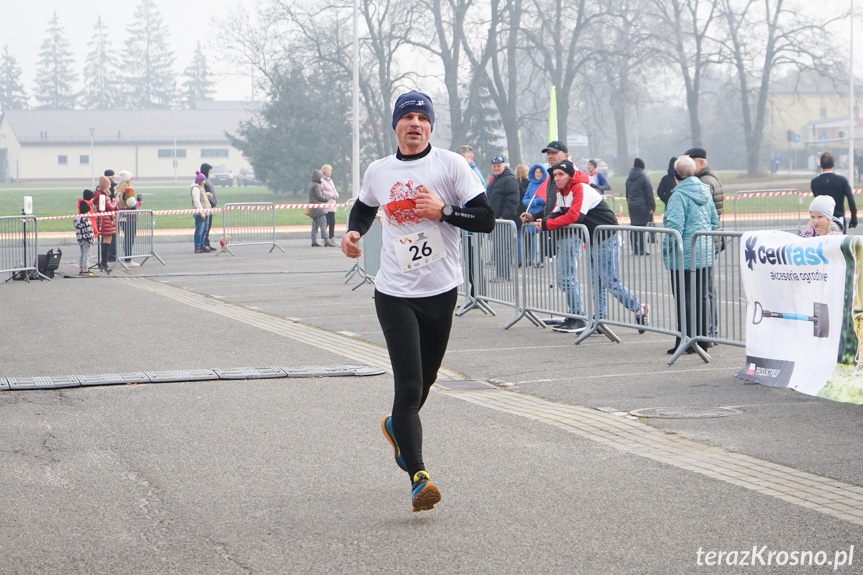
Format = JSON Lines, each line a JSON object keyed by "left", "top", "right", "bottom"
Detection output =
{"left": 800, "top": 195, "right": 843, "bottom": 238}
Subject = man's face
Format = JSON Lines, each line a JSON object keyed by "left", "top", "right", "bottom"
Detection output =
{"left": 546, "top": 150, "right": 567, "bottom": 165}
{"left": 587, "top": 161, "right": 596, "bottom": 172}
{"left": 491, "top": 162, "right": 505, "bottom": 176}
{"left": 552, "top": 169, "right": 572, "bottom": 189}
{"left": 394, "top": 112, "right": 431, "bottom": 153}
{"left": 694, "top": 158, "right": 706, "bottom": 172}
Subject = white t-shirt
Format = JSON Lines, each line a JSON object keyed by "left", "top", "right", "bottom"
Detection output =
{"left": 359, "top": 147, "right": 486, "bottom": 298}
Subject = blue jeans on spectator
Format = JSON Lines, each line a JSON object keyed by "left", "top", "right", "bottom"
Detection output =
{"left": 592, "top": 234, "right": 640, "bottom": 319}
{"left": 194, "top": 214, "right": 206, "bottom": 249}
{"left": 556, "top": 235, "right": 584, "bottom": 316}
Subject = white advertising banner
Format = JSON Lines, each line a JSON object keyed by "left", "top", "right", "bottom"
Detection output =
{"left": 737, "top": 231, "right": 863, "bottom": 404}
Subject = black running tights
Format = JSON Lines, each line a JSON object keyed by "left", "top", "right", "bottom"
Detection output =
{"left": 374, "top": 288, "right": 457, "bottom": 480}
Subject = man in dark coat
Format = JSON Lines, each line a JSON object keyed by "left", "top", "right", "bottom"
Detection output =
{"left": 486, "top": 156, "right": 520, "bottom": 279}
{"left": 684, "top": 147, "right": 722, "bottom": 342}
{"left": 625, "top": 157, "right": 655, "bottom": 255}
{"left": 811, "top": 152, "right": 857, "bottom": 232}
{"left": 200, "top": 163, "right": 218, "bottom": 249}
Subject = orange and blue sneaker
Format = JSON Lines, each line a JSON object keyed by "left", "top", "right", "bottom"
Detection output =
{"left": 411, "top": 470, "right": 441, "bottom": 512}
{"left": 381, "top": 415, "right": 407, "bottom": 471}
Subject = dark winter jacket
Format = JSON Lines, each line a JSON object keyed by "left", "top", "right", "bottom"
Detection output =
{"left": 625, "top": 167, "right": 655, "bottom": 226}
{"left": 201, "top": 163, "right": 218, "bottom": 207}
{"left": 696, "top": 164, "right": 724, "bottom": 218}
{"left": 486, "top": 166, "right": 520, "bottom": 223}
{"left": 308, "top": 169, "right": 328, "bottom": 218}
{"left": 656, "top": 157, "right": 677, "bottom": 206}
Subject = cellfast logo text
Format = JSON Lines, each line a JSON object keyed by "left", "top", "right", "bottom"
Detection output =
{"left": 744, "top": 236, "right": 828, "bottom": 271}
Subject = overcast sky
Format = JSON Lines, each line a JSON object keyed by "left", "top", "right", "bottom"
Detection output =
{"left": 2, "top": 0, "right": 861, "bottom": 107}
{"left": 1, "top": 0, "right": 255, "bottom": 103}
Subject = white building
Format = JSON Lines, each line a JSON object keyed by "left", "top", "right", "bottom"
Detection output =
{"left": 0, "top": 107, "right": 258, "bottom": 183}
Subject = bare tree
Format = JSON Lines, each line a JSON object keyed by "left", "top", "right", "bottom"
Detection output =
{"left": 520, "top": 0, "right": 594, "bottom": 146}
{"left": 648, "top": 0, "right": 721, "bottom": 147}
{"left": 718, "top": 0, "right": 841, "bottom": 176}
{"left": 471, "top": 0, "right": 524, "bottom": 165}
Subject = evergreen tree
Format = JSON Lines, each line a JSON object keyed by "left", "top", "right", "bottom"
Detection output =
{"left": 0, "top": 45, "right": 28, "bottom": 111}
{"left": 228, "top": 65, "right": 351, "bottom": 194}
{"left": 120, "top": 0, "right": 178, "bottom": 109}
{"left": 33, "top": 12, "right": 78, "bottom": 109}
{"left": 181, "top": 42, "right": 215, "bottom": 108}
{"left": 80, "top": 16, "right": 121, "bottom": 110}
{"left": 465, "top": 82, "right": 505, "bottom": 167}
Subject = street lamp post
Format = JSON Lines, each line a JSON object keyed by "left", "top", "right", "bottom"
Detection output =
{"left": 850, "top": 0, "right": 856, "bottom": 183}
{"left": 89, "top": 128, "right": 95, "bottom": 188}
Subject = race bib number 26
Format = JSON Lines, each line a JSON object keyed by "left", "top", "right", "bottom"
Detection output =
{"left": 394, "top": 226, "right": 446, "bottom": 272}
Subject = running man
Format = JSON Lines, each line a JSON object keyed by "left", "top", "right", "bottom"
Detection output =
{"left": 341, "top": 91, "right": 495, "bottom": 511}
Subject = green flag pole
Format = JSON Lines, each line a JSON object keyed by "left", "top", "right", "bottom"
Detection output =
{"left": 548, "top": 86, "right": 559, "bottom": 144}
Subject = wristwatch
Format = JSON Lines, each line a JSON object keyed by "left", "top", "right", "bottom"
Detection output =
{"left": 440, "top": 205, "right": 454, "bottom": 222}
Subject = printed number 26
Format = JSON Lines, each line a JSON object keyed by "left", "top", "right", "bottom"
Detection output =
{"left": 409, "top": 241, "right": 432, "bottom": 261}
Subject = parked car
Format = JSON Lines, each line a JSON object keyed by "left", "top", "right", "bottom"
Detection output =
{"left": 236, "top": 167, "right": 261, "bottom": 186}
{"left": 210, "top": 164, "right": 233, "bottom": 187}
{"left": 577, "top": 158, "right": 612, "bottom": 177}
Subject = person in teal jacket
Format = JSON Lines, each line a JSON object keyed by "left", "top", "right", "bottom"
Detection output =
{"left": 662, "top": 155, "right": 719, "bottom": 354}
{"left": 522, "top": 163, "right": 548, "bottom": 265}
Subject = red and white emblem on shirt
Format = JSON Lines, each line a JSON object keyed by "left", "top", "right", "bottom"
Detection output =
{"left": 383, "top": 180, "right": 424, "bottom": 226}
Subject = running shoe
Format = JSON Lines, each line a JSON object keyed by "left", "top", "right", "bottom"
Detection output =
{"left": 636, "top": 304, "right": 650, "bottom": 334}
{"left": 411, "top": 470, "right": 441, "bottom": 512}
{"left": 551, "top": 317, "right": 587, "bottom": 333}
{"left": 381, "top": 415, "right": 407, "bottom": 471}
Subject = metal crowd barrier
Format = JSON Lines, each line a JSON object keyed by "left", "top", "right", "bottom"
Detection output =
{"left": 455, "top": 231, "right": 495, "bottom": 315}
{"left": 511, "top": 224, "right": 592, "bottom": 329}
{"left": 459, "top": 219, "right": 521, "bottom": 327}
{"left": 1, "top": 215, "right": 48, "bottom": 282}
{"left": 111, "top": 210, "right": 165, "bottom": 270}
{"left": 575, "top": 226, "right": 686, "bottom": 351}
{"left": 218, "top": 203, "right": 286, "bottom": 256}
{"left": 731, "top": 189, "right": 801, "bottom": 231}
{"left": 347, "top": 216, "right": 384, "bottom": 291}
{"left": 668, "top": 231, "right": 746, "bottom": 364}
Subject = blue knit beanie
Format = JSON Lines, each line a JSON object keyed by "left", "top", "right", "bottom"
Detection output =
{"left": 392, "top": 91, "right": 434, "bottom": 131}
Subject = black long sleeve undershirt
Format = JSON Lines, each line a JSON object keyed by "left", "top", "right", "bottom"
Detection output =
{"left": 348, "top": 193, "right": 495, "bottom": 236}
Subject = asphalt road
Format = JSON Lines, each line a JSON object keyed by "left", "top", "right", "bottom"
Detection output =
{"left": 1, "top": 238, "right": 861, "bottom": 574}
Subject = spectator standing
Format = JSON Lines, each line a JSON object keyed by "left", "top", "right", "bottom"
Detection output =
{"left": 521, "top": 141, "right": 583, "bottom": 332}
{"left": 625, "top": 157, "right": 655, "bottom": 255}
{"left": 93, "top": 176, "right": 118, "bottom": 272}
{"left": 190, "top": 171, "right": 212, "bottom": 253}
{"left": 114, "top": 170, "right": 140, "bottom": 266}
{"left": 308, "top": 169, "right": 336, "bottom": 247}
{"left": 587, "top": 159, "right": 611, "bottom": 192}
{"left": 811, "top": 152, "right": 857, "bottom": 232}
{"left": 656, "top": 157, "right": 678, "bottom": 206}
{"left": 514, "top": 163, "right": 530, "bottom": 265}
{"left": 74, "top": 192, "right": 97, "bottom": 276}
{"left": 486, "top": 156, "right": 520, "bottom": 280}
{"left": 799, "top": 195, "right": 843, "bottom": 237}
{"left": 200, "top": 163, "right": 218, "bottom": 250}
{"left": 537, "top": 160, "right": 650, "bottom": 332}
{"left": 662, "top": 155, "right": 719, "bottom": 354}
{"left": 685, "top": 147, "right": 723, "bottom": 340}
{"left": 457, "top": 145, "right": 487, "bottom": 189}
{"left": 321, "top": 164, "right": 340, "bottom": 240}
{"left": 522, "top": 164, "right": 548, "bottom": 266}
{"left": 340, "top": 90, "right": 494, "bottom": 512}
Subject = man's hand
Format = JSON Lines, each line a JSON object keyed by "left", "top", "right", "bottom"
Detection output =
{"left": 850, "top": 216, "right": 858, "bottom": 229}
{"left": 535, "top": 219, "right": 543, "bottom": 231}
{"left": 415, "top": 188, "right": 445, "bottom": 221}
{"left": 520, "top": 212, "right": 535, "bottom": 223}
{"left": 341, "top": 230, "right": 362, "bottom": 258}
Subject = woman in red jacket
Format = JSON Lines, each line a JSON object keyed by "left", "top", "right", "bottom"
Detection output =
{"left": 93, "top": 175, "right": 118, "bottom": 271}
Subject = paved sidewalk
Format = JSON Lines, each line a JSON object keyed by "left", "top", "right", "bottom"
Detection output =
{"left": 1, "top": 239, "right": 861, "bottom": 574}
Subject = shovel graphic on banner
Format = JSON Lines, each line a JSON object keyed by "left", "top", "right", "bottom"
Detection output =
{"left": 752, "top": 301, "right": 829, "bottom": 338}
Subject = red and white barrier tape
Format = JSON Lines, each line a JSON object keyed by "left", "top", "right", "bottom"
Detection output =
{"left": 31, "top": 203, "right": 349, "bottom": 221}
